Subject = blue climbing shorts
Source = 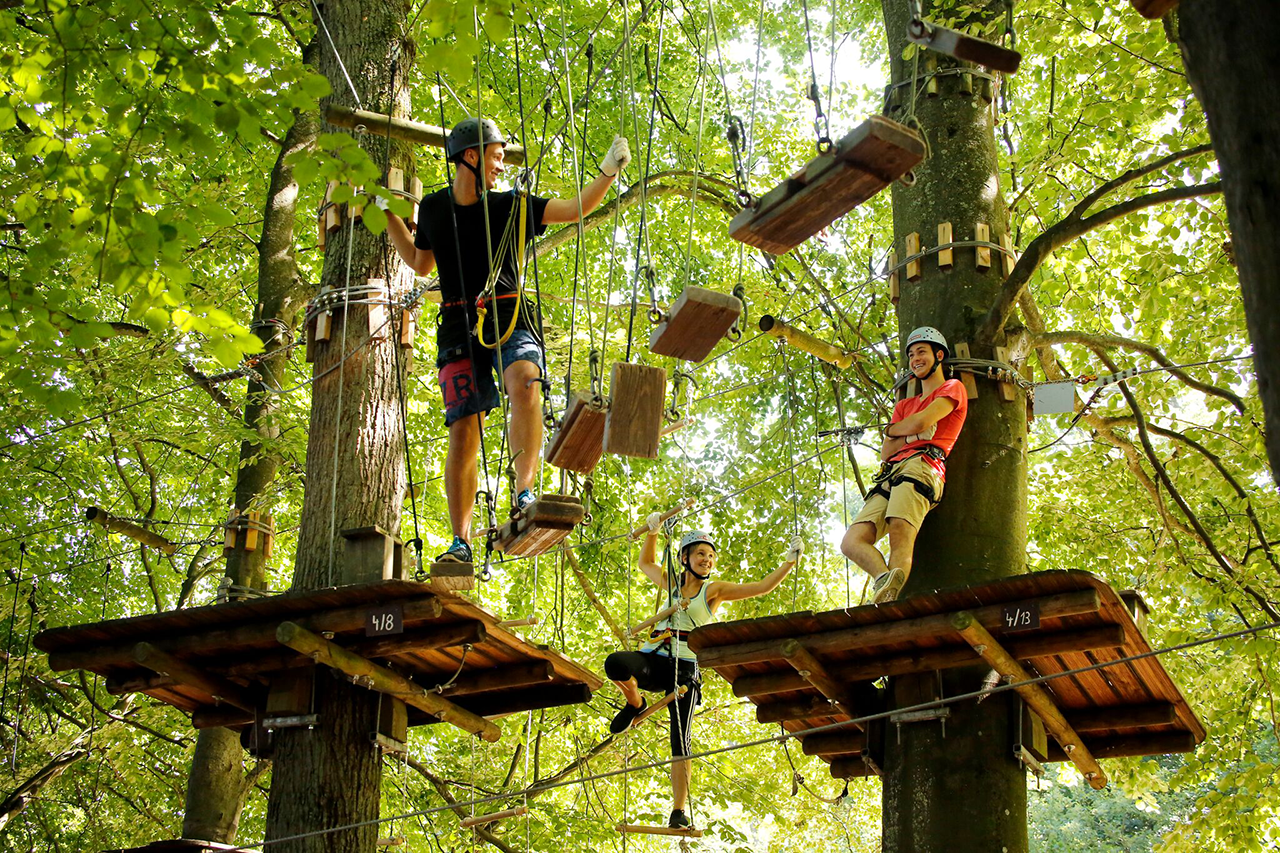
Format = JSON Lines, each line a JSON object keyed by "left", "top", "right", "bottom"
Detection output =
{"left": 436, "top": 329, "right": 545, "bottom": 427}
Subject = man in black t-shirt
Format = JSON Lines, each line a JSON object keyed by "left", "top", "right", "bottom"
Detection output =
{"left": 386, "top": 117, "right": 630, "bottom": 563}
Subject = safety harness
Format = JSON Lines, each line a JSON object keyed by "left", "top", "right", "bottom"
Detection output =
{"left": 868, "top": 444, "right": 948, "bottom": 505}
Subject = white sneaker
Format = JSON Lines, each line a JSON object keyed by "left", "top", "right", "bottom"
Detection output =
{"left": 871, "top": 567, "right": 907, "bottom": 604}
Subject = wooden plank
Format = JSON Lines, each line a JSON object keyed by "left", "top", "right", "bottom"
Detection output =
{"left": 694, "top": 588, "right": 1102, "bottom": 668}
{"left": 781, "top": 639, "right": 862, "bottom": 728}
{"left": 1045, "top": 731, "right": 1196, "bottom": 761}
{"left": 429, "top": 562, "right": 475, "bottom": 592}
{"left": 436, "top": 661, "right": 554, "bottom": 697}
{"left": 411, "top": 682, "right": 593, "bottom": 724}
{"left": 460, "top": 806, "right": 528, "bottom": 828}
{"left": 975, "top": 222, "right": 991, "bottom": 271}
{"left": 648, "top": 286, "right": 743, "bottom": 362}
{"left": 325, "top": 105, "right": 528, "bottom": 166}
{"left": 993, "top": 346, "right": 1017, "bottom": 402}
{"left": 400, "top": 309, "right": 416, "bottom": 349}
{"left": 631, "top": 685, "right": 688, "bottom": 728}
{"left": 276, "top": 621, "right": 501, "bottom": 742}
{"left": 888, "top": 251, "right": 900, "bottom": 305}
{"left": 829, "top": 755, "right": 876, "bottom": 778}
{"left": 756, "top": 695, "right": 841, "bottom": 724}
{"left": 999, "top": 232, "right": 1017, "bottom": 277}
{"left": 546, "top": 391, "right": 608, "bottom": 473}
{"left": 728, "top": 116, "right": 925, "bottom": 255}
{"left": 1064, "top": 702, "right": 1177, "bottom": 733}
{"left": 616, "top": 825, "right": 704, "bottom": 838}
{"left": 132, "top": 643, "right": 257, "bottom": 712}
{"left": 492, "top": 496, "right": 585, "bottom": 557}
{"left": 937, "top": 222, "right": 953, "bottom": 269}
{"left": 951, "top": 611, "right": 1106, "bottom": 789}
{"left": 758, "top": 315, "right": 854, "bottom": 368}
{"left": 1130, "top": 0, "right": 1178, "bottom": 19}
{"left": 905, "top": 232, "right": 922, "bottom": 281}
{"left": 47, "top": 595, "right": 444, "bottom": 673}
{"left": 799, "top": 730, "right": 865, "bottom": 757}
{"left": 729, "top": 624, "right": 1126, "bottom": 698}
{"left": 603, "top": 362, "right": 666, "bottom": 459}
{"left": 952, "top": 342, "right": 980, "bottom": 400}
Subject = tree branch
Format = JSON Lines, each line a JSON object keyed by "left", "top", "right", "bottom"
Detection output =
{"left": 403, "top": 757, "right": 523, "bottom": 853}
{"left": 561, "top": 544, "right": 626, "bottom": 645}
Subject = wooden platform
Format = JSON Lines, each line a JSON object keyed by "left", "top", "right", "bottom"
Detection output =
{"left": 491, "top": 495, "right": 586, "bottom": 557}
{"left": 729, "top": 116, "right": 925, "bottom": 256}
{"left": 688, "top": 571, "right": 1204, "bottom": 781}
{"left": 35, "top": 580, "right": 601, "bottom": 736}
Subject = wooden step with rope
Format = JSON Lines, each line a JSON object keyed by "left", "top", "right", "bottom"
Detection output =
{"left": 490, "top": 494, "right": 586, "bottom": 557}
{"left": 729, "top": 116, "right": 925, "bottom": 256}
{"left": 648, "top": 286, "right": 744, "bottom": 362}
{"left": 545, "top": 390, "right": 608, "bottom": 473}
{"left": 603, "top": 362, "right": 667, "bottom": 459}
{"left": 616, "top": 824, "right": 704, "bottom": 838}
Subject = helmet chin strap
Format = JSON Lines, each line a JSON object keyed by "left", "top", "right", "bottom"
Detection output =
{"left": 458, "top": 155, "right": 484, "bottom": 196}
{"left": 921, "top": 350, "right": 942, "bottom": 380}
{"left": 680, "top": 555, "right": 712, "bottom": 583}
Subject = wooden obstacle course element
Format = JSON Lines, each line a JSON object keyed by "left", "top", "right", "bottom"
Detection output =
{"left": 38, "top": 579, "right": 602, "bottom": 729}
{"left": 951, "top": 342, "right": 980, "bottom": 400}
{"left": 999, "top": 232, "right": 1017, "bottom": 277}
{"left": 888, "top": 251, "right": 900, "bottom": 304}
{"left": 905, "top": 232, "right": 922, "bottom": 281}
{"left": 975, "top": 222, "right": 992, "bottom": 271}
{"left": 688, "top": 571, "right": 1201, "bottom": 784}
{"left": 780, "top": 638, "right": 862, "bottom": 726}
{"left": 729, "top": 116, "right": 925, "bottom": 255}
{"left": 385, "top": 166, "right": 423, "bottom": 234}
{"left": 630, "top": 684, "right": 689, "bottom": 728}
{"left": 1119, "top": 590, "right": 1150, "bottom": 636}
{"left": 325, "top": 105, "right": 528, "bottom": 166}
{"left": 132, "top": 642, "right": 258, "bottom": 712}
{"left": 1131, "top": 0, "right": 1177, "bottom": 19}
{"left": 497, "top": 615, "right": 539, "bottom": 629}
{"left": 460, "top": 806, "right": 528, "bottom": 829}
{"left": 603, "top": 362, "right": 667, "bottom": 459}
{"left": 399, "top": 308, "right": 417, "bottom": 349}
{"left": 951, "top": 610, "right": 1106, "bottom": 788}
{"left": 907, "top": 16, "right": 1021, "bottom": 73}
{"left": 85, "top": 506, "right": 177, "bottom": 555}
{"left": 276, "top": 621, "right": 501, "bottom": 742}
{"left": 759, "top": 314, "right": 855, "bottom": 369}
{"left": 342, "top": 525, "right": 405, "bottom": 583}
{"left": 937, "top": 222, "right": 954, "bottom": 269}
{"left": 616, "top": 824, "right": 704, "bottom": 838}
{"left": 993, "top": 346, "right": 1018, "bottom": 402}
{"left": 546, "top": 391, "right": 608, "bottom": 473}
{"left": 490, "top": 494, "right": 586, "bottom": 557}
{"left": 428, "top": 561, "right": 475, "bottom": 592}
{"left": 223, "top": 508, "right": 274, "bottom": 556}
{"left": 648, "top": 285, "right": 744, "bottom": 362}
{"left": 800, "top": 730, "right": 865, "bottom": 757}
{"left": 629, "top": 497, "right": 696, "bottom": 540}
{"left": 629, "top": 599, "right": 689, "bottom": 638}
{"left": 829, "top": 755, "right": 877, "bottom": 779}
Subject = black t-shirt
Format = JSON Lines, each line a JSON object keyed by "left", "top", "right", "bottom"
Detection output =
{"left": 415, "top": 188, "right": 550, "bottom": 353}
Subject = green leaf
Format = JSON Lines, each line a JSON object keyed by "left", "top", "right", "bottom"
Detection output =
{"left": 362, "top": 202, "right": 387, "bottom": 235}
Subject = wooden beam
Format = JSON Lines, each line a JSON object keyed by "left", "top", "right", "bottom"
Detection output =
{"left": 631, "top": 685, "right": 687, "bottom": 729}
{"left": 410, "top": 683, "right": 593, "bottom": 725}
{"left": 460, "top": 806, "right": 527, "bottom": 828}
{"left": 437, "top": 661, "right": 554, "bottom": 697}
{"left": 324, "top": 105, "right": 527, "bottom": 166}
{"left": 276, "top": 621, "right": 501, "bottom": 742}
{"left": 616, "top": 825, "right": 704, "bottom": 838}
{"left": 1064, "top": 702, "right": 1178, "bottom": 733}
{"left": 1044, "top": 731, "right": 1196, "bottom": 762}
{"left": 628, "top": 498, "right": 695, "bottom": 540}
{"left": 694, "top": 588, "right": 1102, "bottom": 669}
{"left": 192, "top": 705, "right": 255, "bottom": 730}
{"left": 131, "top": 643, "right": 257, "bottom": 712}
{"left": 85, "top": 507, "right": 177, "bottom": 555}
{"left": 949, "top": 611, "right": 1106, "bottom": 789}
{"left": 828, "top": 755, "right": 876, "bottom": 779}
{"left": 47, "top": 596, "right": 444, "bottom": 673}
{"left": 758, "top": 315, "right": 855, "bottom": 368}
{"left": 628, "top": 600, "right": 688, "bottom": 638}
{"left": 730, "top": 624, "right": 1126, "bottom": 698}
{"left": 756, "top": 695, "right": 841, "bottom": 724}
{"left": 800, "top": 730, "right": 865, "bottom": 757}
{"left": 780, "top": 639, "right": 861, "bottom": 728}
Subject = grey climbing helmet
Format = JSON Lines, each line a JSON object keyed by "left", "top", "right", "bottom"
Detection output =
{"left": 679, "top": 530, "right": 716, "bottom": 555}
{"left": 904, "top": 326, "right": 949, "bottom": 359}
{"left": 446, "top": 117, "right": 506, "bottom": 161}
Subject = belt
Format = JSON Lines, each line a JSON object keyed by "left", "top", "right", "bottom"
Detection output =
{"left": 441, "top": 292, "right": 520, "bottom": 310}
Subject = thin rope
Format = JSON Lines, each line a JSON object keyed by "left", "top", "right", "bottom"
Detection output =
{"left": 307, "top": 0, "right": 363, "bottom": 110}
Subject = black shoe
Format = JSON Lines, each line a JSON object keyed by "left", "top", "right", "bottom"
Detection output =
{"left": 668, "top": 809, "right": 691, "bottom": 829}
{"left": 609, "top": 699, "right": 646, "bottom": 734}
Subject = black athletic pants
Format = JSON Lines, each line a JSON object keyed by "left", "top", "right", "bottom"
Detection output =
{"left": 604, "top": 649, "right": 701, "bottom": 757}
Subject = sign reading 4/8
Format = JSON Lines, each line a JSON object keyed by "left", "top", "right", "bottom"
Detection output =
{"left": 366, "top": 602, "right": 404, "bottom": 637}
{"left": 1000, "top": 602, "right": 1040, "bottom": 632}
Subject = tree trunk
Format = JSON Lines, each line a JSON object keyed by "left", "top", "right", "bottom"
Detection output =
{"left": 879, "top": 1, "right": 1028, "bottom": 849}
{"left": 261, "top": 2, "right": 414, "bottom": 850}
{"left": 1176, "top": 0, "right": 1280, "bottom": 484}
{"left": 181, "top": 43, "right": 323, "bottom": 845}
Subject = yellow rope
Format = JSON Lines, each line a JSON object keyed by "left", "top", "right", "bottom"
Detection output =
{"left": 474, "top": 191, "right": 529, "bottom": 348}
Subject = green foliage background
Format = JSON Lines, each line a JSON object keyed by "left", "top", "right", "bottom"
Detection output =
{"left": 0, "top": 0, "right": 1275, "bottom": 849}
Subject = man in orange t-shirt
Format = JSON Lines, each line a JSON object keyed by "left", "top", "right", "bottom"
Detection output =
{"left": 840, "top": 326, "right": 969, "bottom": 604}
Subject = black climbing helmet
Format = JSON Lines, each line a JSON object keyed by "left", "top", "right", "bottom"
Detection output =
{"left": 446, "top": 117, "right": 506, "bottom": 161}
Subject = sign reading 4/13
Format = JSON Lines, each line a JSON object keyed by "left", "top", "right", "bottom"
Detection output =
{"left": 366, "top": 602, "right": 404, "bottom": 637}
{"left": 1001, "top": 602, "right": 1040, "bottom": 632}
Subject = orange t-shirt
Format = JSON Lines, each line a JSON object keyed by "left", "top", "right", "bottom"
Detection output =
{"left": 888, "top": 379, "right": 969, "bottom": 478}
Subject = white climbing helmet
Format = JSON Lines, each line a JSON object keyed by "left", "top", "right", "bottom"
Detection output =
{"left": 679, "top": 530, "right": 717, "bottom": 555}
{"left": 904, "top": 326, "right": 949, "bottom": 359}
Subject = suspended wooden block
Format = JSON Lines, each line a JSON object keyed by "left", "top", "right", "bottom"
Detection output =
{"left": 905, "top": 231, "right": 922, "bottom": 281}
{"left": 546, "top": 391, "right": 608, "bottom": 473}
{"left": 907, "top": 19, "right": 1022, "bottom": 74}
{"left": 603, "top": 362, "right": 667, "bottom": 459}
{"left": 491, "top": 495, "right": 586, "bottom": 557}
{"left": 648, "top": 286, "right": 743, "bottom": 362}
{"left": 951, "top": 342, "right": 980, "bottom": 400}
{"left": 728, "top": 116, "right": 925, "bottom": 256}
{"left": 616, "top": 825, "right": 704, "bottom": 838}
{"left": 937, "top": 222, "right": 954, "bottom": 269}
{"left": 975, "top": 222, "right": 992, "bottom": 271}
{"left": 1131, "top": 0, "right": 1177, "bottom": 19}
{"left": 888, "top": 251, "right": 900, "bottom": 305}
{"left": 429, "top": 561, "right": 475, "bottom": 592}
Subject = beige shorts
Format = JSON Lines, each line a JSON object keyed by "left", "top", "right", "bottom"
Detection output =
{"left": 851, "top": 454, "right": 945, "bottom": 540}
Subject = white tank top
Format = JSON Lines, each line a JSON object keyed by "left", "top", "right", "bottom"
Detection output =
{"left": 640, "top": 582, "right": 714, "bottom": 661}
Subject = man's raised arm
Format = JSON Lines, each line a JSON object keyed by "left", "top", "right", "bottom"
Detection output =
{"left": 543, "top": 137, "right": 631, "bottom": 224}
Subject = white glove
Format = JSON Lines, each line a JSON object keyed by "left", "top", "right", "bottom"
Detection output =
{"left": 646, "top": 511, "right": 663, "bottom": 532}
{"left": 600, "top": 136, "right": 631, "bottom": 177}
{"left": 374, "top": 192, "right": 390, "bottom": 211}
{"left": 786, "top": 536, "right": 804, "bottom": 563}
{"left": 903, "top": 423, "right": 937, "bottom": 444}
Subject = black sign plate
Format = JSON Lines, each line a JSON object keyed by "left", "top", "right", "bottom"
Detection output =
{"left": 366, "top": 602, "right": 404, "bottom": 637}
{"left": 1000, "top": 602, "right": 1040, "bottom": 633}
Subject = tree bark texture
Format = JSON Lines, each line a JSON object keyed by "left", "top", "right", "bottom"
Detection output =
{"left": 263, "top": 3, "right": 416, "bottom": 850}
{"left": 879, "top": 1, "right": 1028, "bottom": 849}
{"left": 1177, "top": 0, "right": 1280, "bottom": 485}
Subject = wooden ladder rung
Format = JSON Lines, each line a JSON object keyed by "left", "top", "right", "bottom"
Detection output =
{"left": 616, "top": 824, "right": 704, "bottom": 838}
{"left": 729, "top": 116, "right": 925, "bottom": 256}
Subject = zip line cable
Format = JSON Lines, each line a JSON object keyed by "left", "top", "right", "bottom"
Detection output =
{"left": 223, "top": 614, "right": 1280, "bottom": 850}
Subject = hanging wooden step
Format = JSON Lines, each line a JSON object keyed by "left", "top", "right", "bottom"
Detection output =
{"left": 729, "top": 116, "right": 925, "bottom": 256}
{"left": 648, "top": 286, "right": 744, "bottom": 362}
{"left": 545, "top": 391, "right": 608, "bottom": 473}
{"left": 428, "top": 561, "right": 475, "bottom": 592}
{"left": 491, "top": 495, "right": 586, "bottom": 557}
{"left": 602, "top": 362, "right": 667, "bottom": 459}
{"left": 1130, "top": 0, "right": 1177, "bottom": 17}
{"left": 616, "top": 825, "right": 704, "bottom": 838}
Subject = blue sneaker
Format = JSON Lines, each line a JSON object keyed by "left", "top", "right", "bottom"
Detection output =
{"left": 515, "top": 489, "right": 536, "bottom": 512}
{"left": 436, "top": 536, "right": 472, "bottom": 564}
